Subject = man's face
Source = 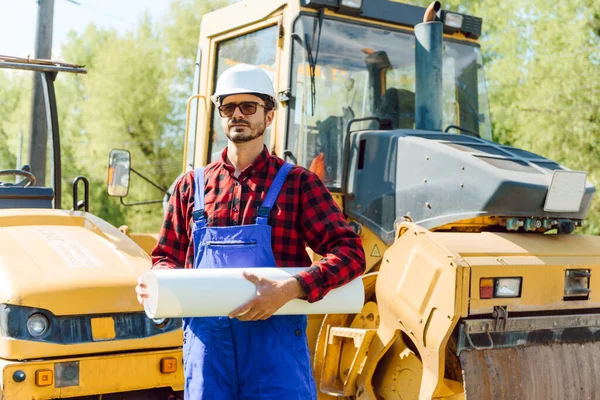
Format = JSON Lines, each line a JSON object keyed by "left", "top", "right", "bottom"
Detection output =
{"left": 219, "top": 94, "right": 274, "bottom": 144}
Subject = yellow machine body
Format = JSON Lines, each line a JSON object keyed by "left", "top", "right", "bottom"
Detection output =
{"left": 177, "top": 0, "right": 600, "bottom": 399}
{"left": 0, "top": 349, "right": 183, "bottom": 400}
{"left": 0, "top": 209, "right": 183, "bottom": 398}
{"left": 0, "top": 55, "right": 187, "bottom": 398}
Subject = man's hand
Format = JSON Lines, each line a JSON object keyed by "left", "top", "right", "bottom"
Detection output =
{"left": 135, "top": 275, "right": 148, "bottom": 305}
{"left": 135, "top": 264, "right": 172, "bottom": 305}
{"left": 229, "top": 271, "right": 305, "bottom": 321}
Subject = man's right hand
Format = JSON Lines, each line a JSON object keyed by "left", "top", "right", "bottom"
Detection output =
{"left": 135, "top": 275, "right": 148, "bottom": 305}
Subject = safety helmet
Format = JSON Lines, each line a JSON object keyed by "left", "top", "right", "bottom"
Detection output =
{"left": 210, "top": 63, "right": 278, "bottom": 110}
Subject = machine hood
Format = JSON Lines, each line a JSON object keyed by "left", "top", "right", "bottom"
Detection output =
{"left": 0, "top": 209, "right": 152, "bottom": 316}
{"left": 345, "top": 130, "right": 596, "bottom": 244}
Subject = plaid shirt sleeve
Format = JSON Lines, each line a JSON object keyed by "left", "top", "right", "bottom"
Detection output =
{"left": 150, "top": 172, "right": 194, "bottom": 270}
{"left": 293, "top": 170, "right": 366, "bottom": 303}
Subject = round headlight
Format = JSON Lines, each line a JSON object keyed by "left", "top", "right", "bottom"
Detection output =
{"left": 27, "top": 313, "right": 50, "bottom": 338}
{"left": 152, "top": 318, "right": 169, "bottom": 329}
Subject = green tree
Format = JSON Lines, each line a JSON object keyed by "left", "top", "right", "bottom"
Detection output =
{"left": 55, "top": 26, "right": 120, "bottom": 214}
{"left": 54, "top": 0, "right": 232, "bottom": 233}
{"left": 161, "top": 0, "right": 231, "bottom": 159}
{"left": 0, "top": 71, "right": 26, "bottom": 169}
{"left": 57, "top": 17, "right": 172, "bottom": 231}
{"left": 0, "top": 69, "right": 34, "bottom": 175}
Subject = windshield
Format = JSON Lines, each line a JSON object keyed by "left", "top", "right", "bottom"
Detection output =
{"left": 286, "top": 15, "right": 492, "bottom": 188}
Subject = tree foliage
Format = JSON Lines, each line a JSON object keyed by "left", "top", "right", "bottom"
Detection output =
{"left": 53, "top": 0, "right": 229, "bottom": 232}
{"left": 0, "top": 71, "right": 30, "bottom": 170}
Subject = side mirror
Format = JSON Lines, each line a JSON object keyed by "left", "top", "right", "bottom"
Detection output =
{"left": 107, "top": 149, "right": 131, "bottom": 197}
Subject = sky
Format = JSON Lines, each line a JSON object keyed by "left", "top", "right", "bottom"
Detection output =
{"left": 0, "top": 0, "right": 172, "bottom": 58}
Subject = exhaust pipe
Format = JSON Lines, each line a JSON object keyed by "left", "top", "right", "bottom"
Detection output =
{"left": 415, "top": 1, "right": 443, "bottom": 131}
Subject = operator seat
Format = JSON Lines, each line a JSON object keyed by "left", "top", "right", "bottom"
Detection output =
{"left": 0, "top": 186, "right": 54, "bottom": 209}
{"left": 314, "top": 115, "right": 343, "bottom": 185}
{"left": 377, "top": 87, "right": 415, "bottom": 129}
{"left": 310, "top": 107, "right": 354, "bottom": 185}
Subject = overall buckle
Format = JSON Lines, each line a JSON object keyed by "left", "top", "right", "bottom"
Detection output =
{"left": 192, "top": 209, "right": 205, "bottom": 221}
{"left": 257, "top": 206, "right": 270, "bottom": 218}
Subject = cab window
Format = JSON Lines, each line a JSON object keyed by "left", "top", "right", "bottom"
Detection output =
{"left": 286, "top": 16, "right": 492, "bottom": 189}
{"left": 208, "top": 26, "right": 278, "bottom": 162}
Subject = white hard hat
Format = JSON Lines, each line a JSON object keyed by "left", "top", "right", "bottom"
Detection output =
{"left": 210, "top": 63, "right": 278, "bottom": 110}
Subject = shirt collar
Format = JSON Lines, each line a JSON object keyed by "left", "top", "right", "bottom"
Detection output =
{"left": 219, "top": 145, "right": 271, "bottom": 178}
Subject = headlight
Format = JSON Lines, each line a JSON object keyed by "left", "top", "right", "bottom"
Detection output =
{"left": 494, "top": 278, "right": 522, "bottom": 298}
{"left": 27, "top": 313, "right": 50, "bottom": 337}
{"left": 564, "top": 269, "right": 591, "bottom": 298}
{"left": 340, "top": 0, "right": 362, "bottom": 8}
{"left": 444, "top": 12, "right": 464, "bottom": 29}
{"left": 152, "top": 318, "right": 169, "bottom": 329}
{"left": 338, "top": 0, "right": 362, "bottom": 16}
{"left": 479, "top": 277, "right": 522, "bottom": 299}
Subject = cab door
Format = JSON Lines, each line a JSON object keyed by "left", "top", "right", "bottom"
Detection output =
{"left": 189, "top": 4, "right": 289, "bottom": 169}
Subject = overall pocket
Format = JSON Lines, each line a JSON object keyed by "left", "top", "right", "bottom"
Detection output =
{"left": 200, "top": 240, "right": 262, "bottom": 268}
{"left": 203, "top": 240, "right": 257, "bottom": 247}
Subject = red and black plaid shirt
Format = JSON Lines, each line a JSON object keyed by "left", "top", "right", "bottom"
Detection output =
{"left": 151, "top": 146, "right": 365, "bottom": 302}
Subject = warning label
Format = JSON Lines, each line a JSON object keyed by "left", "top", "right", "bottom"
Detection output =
{"left": 37, "top": 228, "right": 103, "bottom": 269}
{"left": 370, "top": 244, "right": 381, "bottom": 258}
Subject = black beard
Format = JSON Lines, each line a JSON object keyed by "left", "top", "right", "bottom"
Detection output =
{"left": 225, "top": 117, "right": 266, "bottom": 143}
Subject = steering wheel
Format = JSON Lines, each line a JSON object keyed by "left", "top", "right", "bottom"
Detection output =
{"left": 0, "top": 169, "right": 37, "bottom": 187}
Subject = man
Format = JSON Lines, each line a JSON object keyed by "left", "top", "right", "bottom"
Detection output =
{"left": 136, "top": 63, "right": 366, "bottom": 399}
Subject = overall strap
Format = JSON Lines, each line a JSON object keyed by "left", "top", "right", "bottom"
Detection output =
{"left": 256, "top": 162, "right": 294, "bottom": 225}
{"left": 192, "top": 167, "right": 206, "bottom": 226}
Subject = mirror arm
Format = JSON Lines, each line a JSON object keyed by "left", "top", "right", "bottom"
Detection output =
{"left": 130, "top": 167, "right": 170, "bottom": 195}
{"left": 119, "top": 197, "right": 164, "bottom": 207}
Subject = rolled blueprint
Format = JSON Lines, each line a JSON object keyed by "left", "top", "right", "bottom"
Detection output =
{"left": 143, "top": 267, "right": 365, "bottom": 319}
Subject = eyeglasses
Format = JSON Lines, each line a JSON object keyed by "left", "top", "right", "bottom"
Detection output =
{"left": 218, "top": 101, "right": 267, "bottom": 118}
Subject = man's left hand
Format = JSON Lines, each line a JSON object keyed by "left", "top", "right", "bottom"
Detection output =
{"left": 229, "top": 271, "right": 304, "bottom": 321}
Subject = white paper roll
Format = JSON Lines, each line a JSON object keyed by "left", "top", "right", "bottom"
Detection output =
{"left": 143, "top": 267, "right": 365, "bottom": 319}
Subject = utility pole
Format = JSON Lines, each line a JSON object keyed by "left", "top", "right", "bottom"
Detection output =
{"left": 27, "top": 0, "right": 55, "bottom": 187}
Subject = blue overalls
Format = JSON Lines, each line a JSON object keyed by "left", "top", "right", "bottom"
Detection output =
{"left": 183, "top": 163, "right": 317, "bottom": 400}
